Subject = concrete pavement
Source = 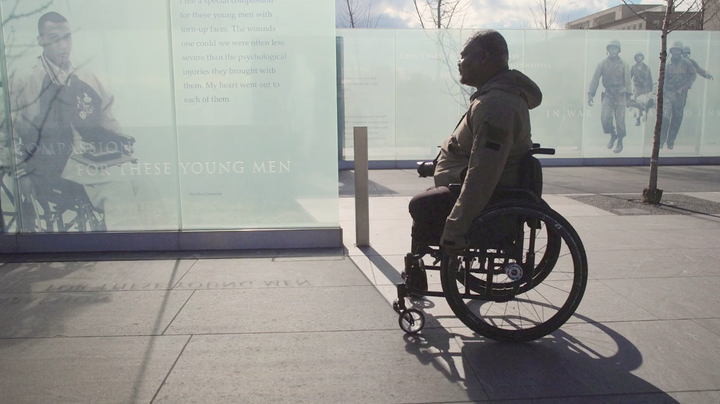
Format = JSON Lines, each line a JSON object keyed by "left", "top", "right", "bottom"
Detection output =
{"left": 1, "top": 165, "right": 720, "bottom": 403}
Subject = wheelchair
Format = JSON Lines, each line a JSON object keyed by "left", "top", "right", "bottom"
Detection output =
{"left": 393, "top": 144, "right": 588, "bottom": 342}
{"left": 1, "top": 170, "right": 106, "bottom": 233}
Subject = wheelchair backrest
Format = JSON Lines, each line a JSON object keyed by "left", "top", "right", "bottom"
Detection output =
{"left": 521, "top": 155, "right": 543, "bottom": 199}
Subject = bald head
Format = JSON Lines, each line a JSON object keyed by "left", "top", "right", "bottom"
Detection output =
{"left": 458, "top": 30, "right": 510, "bottom": 88}
{"left": 464, "top": 30, "right": 509, "bottom": 68}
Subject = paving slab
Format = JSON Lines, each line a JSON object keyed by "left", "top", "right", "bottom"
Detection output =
{"left": 0, "top": 259, "right": 194, "bottom": 293}
{"left": 173, "top": 257, "right": 370, "bottom": 289}
{"left": 0, "top": 290, "right": 193, "bottom": 338}
{"left": 164, "top": 286, "right": 398, "bottom": 335}
{"left": 453, "top": 319, "right": 720, "bottom": 401}
{"left": 573, "top": 228, "right": 665, "bottom": 251}
{"left": 575, "top": 213, "right": 720, "bottom": 231}
{"left": 585, "top": 248, "right": 720, "bottom": 279}
{"left": 0, "top": 335, "right": 189, "bottom": 404}
{"left": 627, "top": 228, "right": 720, "bottom": 249}
{"left": 601, "top": 276, "right": 720, "bottom": 320}
{"left": 153, "top": 330, "right": 487, "bottom": 404}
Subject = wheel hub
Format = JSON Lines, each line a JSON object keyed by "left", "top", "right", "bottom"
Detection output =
{"left": 504, "top": 263, "right": 524, "bottom": 281}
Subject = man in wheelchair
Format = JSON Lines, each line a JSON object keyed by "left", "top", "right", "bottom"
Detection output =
{"left": 407, "top": 30, "right": 542, "bottom": 291}
{"left": 397, "top": 31, "right": 586, "bottom": 341}
{"left": 5, "top": 12, "right": 165, "bottom": 232}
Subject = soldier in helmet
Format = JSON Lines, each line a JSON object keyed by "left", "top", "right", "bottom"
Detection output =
{"left": 661, "top": 41, "right": 697, "bottom": 150}
{"left": 629, "top": 51, "right": 654, "bottom": 126}
{"left": 682, "top": 45, "right": 713, "bottom": 81}
{"left": 588, "top": 39, "right": 631, "bottom": 153}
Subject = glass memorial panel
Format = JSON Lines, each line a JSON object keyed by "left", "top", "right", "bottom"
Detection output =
{"left": 663, "top": 31, "right": 713, "bottom": 156}
{"left": 702, "top": 31, "right": 720, "bottom": 157}
{"left": 337, "top": 29, "right": 396, "bottom": 161}
{"left": 169, "top": 0, "right": 338, "bottom": 230}
{"left": 395, "top": 29, "right": 465, "bottom": 160}
{"left": 523, "top": 30, "right": 586, "bottom": 158}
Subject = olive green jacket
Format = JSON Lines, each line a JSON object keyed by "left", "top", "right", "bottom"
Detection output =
{"left": 434, "top": 69, "right": 542, "bottom": 247}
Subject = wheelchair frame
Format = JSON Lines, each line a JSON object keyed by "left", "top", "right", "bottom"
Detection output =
{"left": 393, "top": 145, "right": 589, "bottom": 342}
{"left": 1, "top": 171, "right": 105, "bottom": 233}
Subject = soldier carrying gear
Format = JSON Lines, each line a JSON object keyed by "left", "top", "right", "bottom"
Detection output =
{"left": 629, "top": 51, "right": 654, "bottom": 126}
{"left": 587, "top": 39, "right": 631, "bottom": 153}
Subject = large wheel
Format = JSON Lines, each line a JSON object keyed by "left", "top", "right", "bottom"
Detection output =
{"left": 440, "top": 201, "right": 587, "bottom": 342}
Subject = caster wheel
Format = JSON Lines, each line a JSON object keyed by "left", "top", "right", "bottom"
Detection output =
{"left": 398, "top": 309, "right": 425, "bottom": 334}
{"left": 392, "top": 300, "right": 402, "bottom": 314}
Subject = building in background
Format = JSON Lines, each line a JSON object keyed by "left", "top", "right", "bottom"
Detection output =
{"left": 704, "top": 0, "right": 720, "bottom": 30}
{"left": 566, "top": 4, "right": 703, "bottom": 31}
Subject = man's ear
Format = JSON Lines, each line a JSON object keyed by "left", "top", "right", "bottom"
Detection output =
{"left": 37, "top": 35, "right": 43, "bottom": 47}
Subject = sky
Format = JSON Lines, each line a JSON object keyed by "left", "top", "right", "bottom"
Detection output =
{"left": 335, "top": 0, "right": 667, "bottom": 29}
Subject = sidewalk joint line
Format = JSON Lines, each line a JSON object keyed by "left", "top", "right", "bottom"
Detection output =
{"left": 149, "top": 334, "right": 193, "bottom": 404}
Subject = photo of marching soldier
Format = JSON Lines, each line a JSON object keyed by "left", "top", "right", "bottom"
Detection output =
{"left": 587, "top": 39, "right": 631, "bottom": 154}
{"left": 660, "top": 41, "right": 697, "bottom": 150}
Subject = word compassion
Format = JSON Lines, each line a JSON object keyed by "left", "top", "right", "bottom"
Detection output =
{"left": 76, "top": 160, "right": 291, "bottom": 177}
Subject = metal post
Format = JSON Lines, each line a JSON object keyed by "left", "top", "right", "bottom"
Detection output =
{"left": 354, "top": 126, "right": 369, "bottom": 247}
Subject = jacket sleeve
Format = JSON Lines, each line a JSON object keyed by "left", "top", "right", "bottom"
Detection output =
{"left": 691, "top": 59, "right": 712, "bottom": 80}
{"left": 588, "top": 62, "right": 603, "bottom": 97}
{"left": 441, "top": 109, "right": 514, "bottom": 247}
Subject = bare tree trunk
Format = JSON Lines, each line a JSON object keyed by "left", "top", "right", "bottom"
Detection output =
{"left": 437, "top": 0, "right": 442, "bottom": 28}
{"left": 642, "top": 0, "right": 674, "bottom": 204}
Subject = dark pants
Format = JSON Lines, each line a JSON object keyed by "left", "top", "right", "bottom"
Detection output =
{"left": 408, "top": 186, "right": 458, "bottom": 247}
{"left": 661, "top": 91, "right": 688, "bottom": 147}
{"left": 601, "top": 92, "right": 627, "bottom": 138}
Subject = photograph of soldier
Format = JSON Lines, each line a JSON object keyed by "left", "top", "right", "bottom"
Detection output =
{"left": 683, "top": 45, "right": 713, "bottom": 81}
{"left": 628, "top": 51, "right": 654, "bottom": 126}
{"left": 660, "top": 41, "right": 697, "bottom": 150}
{"left": 587, "top": 39, "right": 631, "bottom": 154}
{"left": 7, "top": 12, "right": 168, "bottom": 231}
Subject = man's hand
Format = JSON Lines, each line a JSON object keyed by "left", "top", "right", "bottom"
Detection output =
{"left": 587, "top": 94, "right": 594, "bottom": 107}
{"left": 440, "top": 233, "right": 467, "bottom": 257}
{"left": 708, "top": 73, "right": 714, "bottom": 80}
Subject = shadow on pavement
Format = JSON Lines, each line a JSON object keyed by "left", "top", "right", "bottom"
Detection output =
{"left": 402, "top": 310, "right": 681, "bottom": 403}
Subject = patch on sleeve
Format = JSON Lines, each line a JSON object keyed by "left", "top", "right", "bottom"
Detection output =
{"left": 484, "top": 124, "right": 507, "bottom": 152}
{"left": 484, "top": 141, "right": 501, "bottom": 151}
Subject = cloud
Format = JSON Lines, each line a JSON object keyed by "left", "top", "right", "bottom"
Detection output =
{"left": 340, "top": 0, "right": 627, "bottom": 29}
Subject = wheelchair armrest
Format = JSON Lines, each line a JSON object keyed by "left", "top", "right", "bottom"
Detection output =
{"left": 528, "top": 148, "right": 555, "bottom": 156}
